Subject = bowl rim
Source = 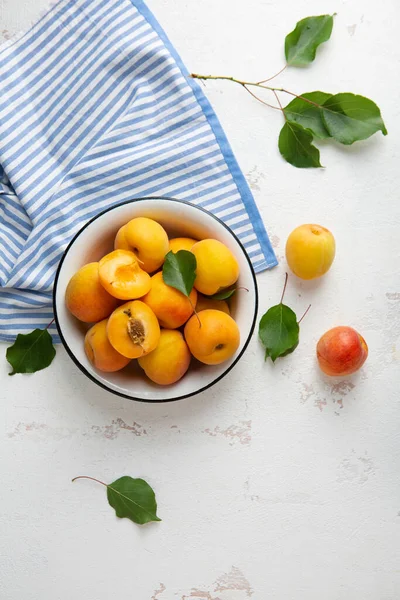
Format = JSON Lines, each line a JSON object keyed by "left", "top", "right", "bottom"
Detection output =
{"left": 53, "top": 196, "right": 259, "bottom": 403}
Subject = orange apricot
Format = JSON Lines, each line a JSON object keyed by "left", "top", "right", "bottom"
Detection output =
{"left": 169, "top": 237, "right": 197, "bottom": 253}
{"left": 65, "top": 262, "right": 118, "bottom": 323}
{"left": 84, "top": 319, "right": 131, "bottom": 372}
{"left": 114, "top": 217, "right": 169, "bottom": 273}
{"left": 98, "top": 249, "right": 151, "bottom": 300}
{"left": 195, "top": 294, "right": 230, "bottom": 315}
{"left": 107, "top": 300, "right": 160, "bottom": 359}
{"left": 141, "top": 271, "right": 197, "bottom": 329}
{"left": 138, "top": 329, "right": 191, "bottom": 385}
{"left": 184, "top": 309, "right": 240, "bottom": 365}
{"left": 191, "top": 239, "right": 239, "bottom": 295}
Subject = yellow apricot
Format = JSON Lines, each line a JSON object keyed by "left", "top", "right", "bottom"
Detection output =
{"left": 138, "top": 329, "right": 191, "bottom": 385}
{"left": 191, "top": 239, "right": 239, "bottom": 295}
{"left": 184, "top": 309, "right": 240, "bottom": 365}
{"left": 98, "top": 249, "right": 151, "bottom": 300}
{"left": 107, "top": 300, "right": 160, "bottom": 359}
{"left": 114, "top": 217, "right": 169, "bottom": 273}
{"left": 84, "top": 319, "right": 131, "bottom": 372}
{"left": 196, "top": 294, "right": 230, "bottom": 315}
{"left": 169, "top": 237, "right": 197, "bottom": 253}
{"left": 65, "top": 262, "right": 118, "bottom": 323}
{"left": 141, "top": 271, "right": 197, "bottom": 329}
{"left": 285, "top": 224, "right": 336, "bottom": 280}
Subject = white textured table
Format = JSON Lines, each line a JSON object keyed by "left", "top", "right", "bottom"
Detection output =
{"left": 1, "top": 1, "right": 400, "bottom": 598}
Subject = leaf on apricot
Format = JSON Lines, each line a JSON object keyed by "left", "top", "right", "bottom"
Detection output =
{"left": 162, "top": 250, "right": 197, "bottom": 297}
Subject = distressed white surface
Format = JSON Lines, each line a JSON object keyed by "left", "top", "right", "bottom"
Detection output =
{"left": 1, "top": 0, "right": 400, "bottom": 598}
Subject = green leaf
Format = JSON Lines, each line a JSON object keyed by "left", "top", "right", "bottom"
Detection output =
{"left": 321, "top": 93, "right": 388, "bottom": 145}
{"left": 162, "top": 250, "right": 197, "bottom": 296}
{"left": 259, "top": 304, "right": 299, "bottom": 362}
{"left": 285, "top": 15, "right": 334, "bottom": 66}
{"left": 283, "top": 92, "right": 332, "bottom": 139}
{"left": 107, "top": 476, "right": 161, "bottom": 525}
{"left": 279, "top": 121, "right": 322, "bottom": 168}
{"left": 6, "top": 328, "right": 56, "bottom": 375}
{"left": 209, "top": 288, "right": 237, "bottom": 301}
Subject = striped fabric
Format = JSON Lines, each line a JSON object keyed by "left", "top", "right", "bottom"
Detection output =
{"left": 0, "top": 0, "right": 277, "bottom": 343}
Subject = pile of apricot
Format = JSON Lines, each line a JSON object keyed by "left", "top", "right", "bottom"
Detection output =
{"left": 65, "top": 217, "right": 241, "bottom": 386}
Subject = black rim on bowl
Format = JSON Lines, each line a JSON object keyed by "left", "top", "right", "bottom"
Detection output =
{"left": 53, "top": 196, "right": 259, "bottom": 403}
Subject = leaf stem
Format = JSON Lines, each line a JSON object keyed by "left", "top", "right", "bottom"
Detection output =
{"left": 257, "top": 64, "right": 287, "bottom": 84}
{"left": 189, "top": 297, "right": 201, "bottom": 327}
{"left": 72, "top": 475, "right": 107, "bottom": 487}
{"left": 298, "top": 303, "right": 312, "bottom": 324}
{"left": 272, "top": 90, "right": 286, "bottom": 120}
{"left": 46, "top": 318, "right": 55, "bottom": 329}
{"left": 280, "top": 272, "right": 289, "bottom": 304}
{"left": 242, "top": 84, "right": 281, "bottom": 110}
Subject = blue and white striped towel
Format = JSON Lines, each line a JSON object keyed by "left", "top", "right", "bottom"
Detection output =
{"left": 0, "top": 0, "right": 277, "bottom": 343}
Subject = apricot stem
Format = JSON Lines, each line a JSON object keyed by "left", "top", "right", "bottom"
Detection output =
{"left": 280, "top": 272, "right": 289, "bottom": 304}
{"left": 72, "top": 475, "right": 107, "bottom": 487}
{"left": 298, "top": 304, "right": 312, "bottom": 324}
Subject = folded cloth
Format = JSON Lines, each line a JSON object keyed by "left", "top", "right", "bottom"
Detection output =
{"left": 0, "top": 0, "right": 277, "bottom": 342}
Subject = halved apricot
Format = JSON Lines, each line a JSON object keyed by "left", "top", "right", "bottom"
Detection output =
{"left": 107, "top": 300, "right": 160, "bottom": 359}
{"left": 98, "top": 249, "right": 151, "bottom": 300}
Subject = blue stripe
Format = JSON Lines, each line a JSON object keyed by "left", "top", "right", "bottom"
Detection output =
{"left": 0, "top": 0, "right": 108, "bottom": 92}
{"left": 0, "top": 6, "right": 140, "bottom": 137}
{"left": 8, "top": 51, "right": 171, "bottom": 202}
{"left": 4, "top": 28, "right": 163, "bottom": 173}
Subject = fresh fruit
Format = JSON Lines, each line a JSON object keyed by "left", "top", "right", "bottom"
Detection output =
{"left": 285, "top": 224, "right": 335, "bottom": 280}
{"left": 114, "top": 217, "right": 169, "bottom": 273}
{"left": 65, "top": 262, "right": 118, "bottom": 323}
{"left": 184, "top": 309, "right": 240, "bottom": 365}
{"left": 169, "top": 237, "right": 197, "bottom": 253}
{"left": 317, "top": 326, "right": 368, "bottom": 376}
{"left": 196, "top": 294, "right": 230, "bottom": 315}
{"left": 107, "top": 300, "right": 160, "bottom": 359}
{"left": 84, "top": 320, "right": 131, "bottom": 372}
{"left": 98, "top": 249, "right": 151, "bottom": 300}
{"left": 191, "top": 239, "right": 239, "bottom": 295}
{"left": 141, "top": 271, "right": 197, "bottom": 329}
{"left": 138, "top": 329, "right": 191, "bottom": 385}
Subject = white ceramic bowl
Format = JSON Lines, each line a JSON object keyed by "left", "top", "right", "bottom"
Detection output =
{"left": 53, "top": 197, "right": 258, "bottom": 402}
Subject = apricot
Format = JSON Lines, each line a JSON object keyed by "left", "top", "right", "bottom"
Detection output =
{"left": 191, "top": 239, "right": 239, "bottom": 295}
{"left": 286, "top": 224, "right": 335, "bottom": 280}
{"left": 84, "top": 319, "right": 131, "bottom": 372}
{"left": 196, "top": 294, "right": 230, "bottom": 315}
{"left": 317, "top": 326, "right": 368, "bottom": 376}
{"left": 107, "top": 300, "right": 160, "bottom": 359}
{"left": 184, "top": 309, "right": 240, "bottom": 365}
{"left": 98, "top": 249, "right": 151, "bottom": 300}
{"left": 169, "top": 237, "right": 197, "bottom": 253}
{"left": 142, "top": 271, "right": 197, "bottom": 329}
{"left": 138, "top": 329, "right": 191, "bottom": 385}
{"left": 65, "top": 262, "right": 118, "bottom": 323}
{"left": 114, "top": 217, "right": 169, "bottom": 273}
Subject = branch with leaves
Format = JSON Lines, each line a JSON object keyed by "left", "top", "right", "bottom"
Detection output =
{"left": 191, "top": 14, "right": 387, "bottom": 168}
